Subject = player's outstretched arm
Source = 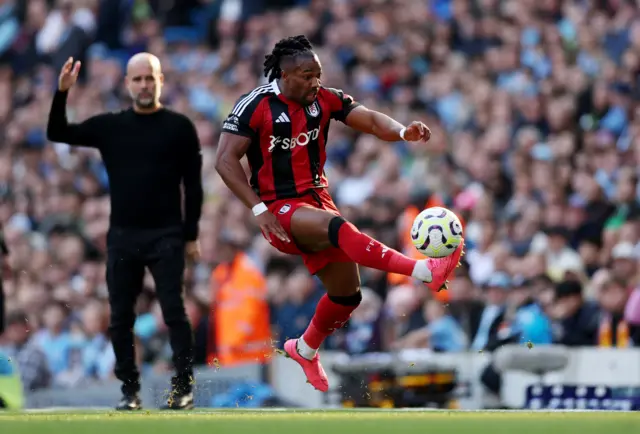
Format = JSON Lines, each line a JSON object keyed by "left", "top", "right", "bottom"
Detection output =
{"left": 344, "top": 105, "right": 431, "bottom": 143}
{"left": 46, "top": 57, "right": 105, "bottom": 147}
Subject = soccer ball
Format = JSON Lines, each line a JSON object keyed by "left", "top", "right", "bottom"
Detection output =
{"left": 410, "top": 207, "right": 463, "bottom": 258}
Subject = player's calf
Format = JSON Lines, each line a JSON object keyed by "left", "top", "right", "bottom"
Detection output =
{"left": 327, "top": 216, "right": 463, "bottom": 291}
{"left": 298, "top": 291, "right": 362, "bottom": 358}
{"left": 285, "top": 262, "right": 362, "bottom": 392}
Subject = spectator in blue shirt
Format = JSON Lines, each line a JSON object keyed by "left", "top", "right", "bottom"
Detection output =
{"left": 392, "top": 297, "right": 467, "bottom": 352}
{"left": 0, "top": 310, "right": 50, "bottom": 392}
{"left": 33, "top": 302, "right": 72, "bottom": 378}
{"left": 502, "top": 276, "right": 553, "bottom": 346}
{"left": 272, "top": 267, "right": 324, "bottom": 343}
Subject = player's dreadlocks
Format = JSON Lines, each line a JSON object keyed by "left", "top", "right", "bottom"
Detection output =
{"left": 263, "top": 35, "right": 314, "bottom": 82}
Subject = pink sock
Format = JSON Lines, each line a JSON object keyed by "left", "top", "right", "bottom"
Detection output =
{"left": 302, "top": 294, "right": 358, "bottom": 349}
{"left": 336, "top": 221, "right": 416, "bottom": 276}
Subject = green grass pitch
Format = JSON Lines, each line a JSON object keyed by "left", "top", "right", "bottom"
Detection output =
{"left": 0, "top": 409, "right": 638, "bottom": 434}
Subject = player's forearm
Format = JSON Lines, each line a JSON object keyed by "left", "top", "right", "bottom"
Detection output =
{"left": 368, "top": 110, "right": 405, "bottom": 142}
{"left": 215, "top": 153, "right": 263, "bottom": 210}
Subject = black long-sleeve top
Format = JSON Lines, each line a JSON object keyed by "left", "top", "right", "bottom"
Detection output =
{"left": 46, "top": 90, "right": 203, "bottom": 241}
{"left": 0, "top": 223, "right": 7, "bottom": 335}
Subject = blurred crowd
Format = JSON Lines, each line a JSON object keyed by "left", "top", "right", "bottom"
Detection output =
{"left": 1, "top": 0, "right": 640, "bottom": 394}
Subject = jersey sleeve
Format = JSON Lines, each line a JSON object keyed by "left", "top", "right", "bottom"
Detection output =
{"left": 221, "top": 93, "right": 262, "bottom": 138}
{"left": 325, "top": 88, "right": 361, "bottom": 123}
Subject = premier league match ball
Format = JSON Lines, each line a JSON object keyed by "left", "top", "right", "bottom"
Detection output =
{"left": 410, "top": 207, "right": 463, "bottom": 258}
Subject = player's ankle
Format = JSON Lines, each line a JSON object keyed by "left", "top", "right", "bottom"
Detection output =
{"left": 411, "top": 260, "right": 433, "bottom": 283}
{"left": 296, "top": 337, "right": 317, "bottom": 360}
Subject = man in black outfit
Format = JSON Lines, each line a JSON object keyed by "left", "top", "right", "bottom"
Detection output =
{"left": 46, "top": 54, "right": 204, "bottom": 411}
{"left": 0, "top": 224, "right": 8, "bottom": 336}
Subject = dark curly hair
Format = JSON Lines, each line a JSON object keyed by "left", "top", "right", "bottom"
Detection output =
{"left": 263, "top": 35, "right": 314, "bottom": 82}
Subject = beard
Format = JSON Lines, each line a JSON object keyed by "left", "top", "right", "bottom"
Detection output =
{"left": 135, "top": 95, "right": 156, "bottom": 108}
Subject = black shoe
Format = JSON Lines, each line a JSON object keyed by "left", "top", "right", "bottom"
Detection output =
{"left": 162, "top": 391, "right": 194, "bottom": 410}
{"left": 161, "top": 374, "right": 194, "bottom": 410}
{"left": 115, "top": 394, "right": 142, "bottom": 411}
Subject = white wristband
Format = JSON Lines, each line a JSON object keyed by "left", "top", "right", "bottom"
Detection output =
{"left": 252, "top": 202, "right": 268, "bottom": 217}
{"left": 399, "top": 127, "right": 407, "bottom": 140}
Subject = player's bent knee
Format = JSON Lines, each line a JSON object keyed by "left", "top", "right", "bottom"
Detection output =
{"left": 328, "top": 216, "right": 347, "bottom": 248}
{"left": 328, "top": 290, "right": 362, "bottom": 306}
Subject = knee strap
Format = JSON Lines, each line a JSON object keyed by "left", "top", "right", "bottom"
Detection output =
{"left": 328, "top": 216, "right": 347, "bottom": 249}
{"left": 328, "top": 291, "right": 362, "bottom": 306}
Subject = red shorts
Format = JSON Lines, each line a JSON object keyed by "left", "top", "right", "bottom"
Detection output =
{"left": 265, "top": 189, "right": 351, "bottom": 275}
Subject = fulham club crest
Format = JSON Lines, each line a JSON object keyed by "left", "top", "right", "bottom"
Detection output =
{"left": 278, "top": 204, "right": 291, "bottom": 215}
{"left": 306, "top": 101, "right": 320, "bottom": 117}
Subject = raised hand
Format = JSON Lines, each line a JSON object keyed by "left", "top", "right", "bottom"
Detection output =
{"left": 58, "top": 57, "right": 81, "bottom": 91}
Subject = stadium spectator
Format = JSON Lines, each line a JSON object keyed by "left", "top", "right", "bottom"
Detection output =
{"left": 470, "top": 273, "right": 510, "bottom": 353}
{"left": 78, "top": 299, "right": 115, "bottom": 382}
{"left": 333, "top": 287, "right": 384, "bottom": 355}
{"left": 447, "top": 264, "right": 484, "bottom": 342}
{"left": 598, "top": 275, "right": 633, "bottom": 347}
{"left": 610, "top": 241, "right": 638, "bottom": 284}
{"left": 551, "top": 279, "right": 600, "bottom": 347}
{"left": 383, "top": 283, "right": 426, "bottom": 345}
{"left": 270, "top": 266, "right": 323, "bottom": 345}
{"left": 392, "top": 297, "right": 468, "bottom": 352}
{"left": 0, "top": 309, "right": 51, "bottom": 392}
{"left": 507, "top": 277, "right": 553, "bottom": 346}
{"left": 33, "top": 302, "right": 73, "bottom": 379}
{"left": 207, "top": 228, "right": 272, "bottom": 367}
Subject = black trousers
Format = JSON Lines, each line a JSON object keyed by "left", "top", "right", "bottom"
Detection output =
{"left": 106, "top": 226, "right": 194, "bottom": 396}
{"left": 0, "top": 279, "right": 4, "bottom": 335}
